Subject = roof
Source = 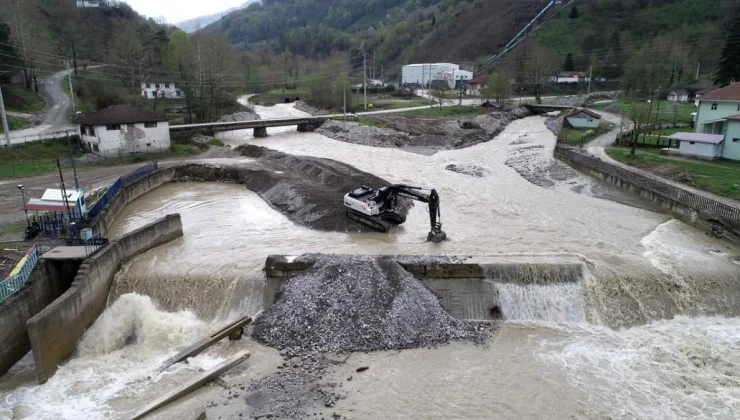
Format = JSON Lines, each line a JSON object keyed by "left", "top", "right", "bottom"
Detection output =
{"left": 668, "top": 89, "right": 689, "bottom": 95}
{"left": 565, "top": 108, "right": 602, "bottom": 119}
{"left": 41, "top": 189, "right": 83, "bottom": 203}
{"left": 25, "top": 188, "right": 84, "bottom": 212}
{"left": 699, "top": 82, "right": 740, "bottom": 101}
{"left": 75, "top": 105, "right": 168, "bottom": 126}
{"left": 696, "top": 86, "right": 720, "bottom": 96}
{"left": 403, "top": 63, "right": 458, "bottom": 67}
{"left": 468, "top": 74, "right": 491, "bottom": 85}
{"left": 480, "top": 101, "right": 502, "bottom": 108}
{"left": 727, "top": 114, "right": 740, "bottom": 121}
{"left": 556, "top": 71, "right": 588, "bottom": 78}
{"left": 144, "top": 76, "right": 178, "bottom": 84}
{"left": 668, "top": 132, "right": 724, "bottom": 144}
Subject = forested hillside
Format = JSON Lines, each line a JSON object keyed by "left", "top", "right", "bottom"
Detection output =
{"left": 535, "top": 0, "right": 735, "bottom": 89}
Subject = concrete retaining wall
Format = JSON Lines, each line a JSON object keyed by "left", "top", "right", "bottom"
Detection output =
{"left": 554, "top": 145, "right": 740, "bottom": 243}
{"left": 264, "top": 255, "right": 584, "bottom": 321}
{"left": 26, "top": 214, "right": 183, "bottom": 382}
{"left": 90, "top": 167, "right": 176, "bottom": 236}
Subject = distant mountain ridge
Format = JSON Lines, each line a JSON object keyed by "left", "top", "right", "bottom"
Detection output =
{"left": 176, "top": 0, "right": 260, "bottom": 33}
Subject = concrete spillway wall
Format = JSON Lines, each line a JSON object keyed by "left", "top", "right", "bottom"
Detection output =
{"left": 26, "top": 215, "right": 183, "bottom": 382}
{"left": 90, "top": 167, "right": 176, "bottom": 237}
{"left": 555, "top": 145, "right": 740, "bottom": 244}
{"left": 265, "top": 255, "right": 585, "bottom": 322}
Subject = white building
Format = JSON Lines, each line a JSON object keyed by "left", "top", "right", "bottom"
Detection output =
{"left": 669, "top": 132, "right": 724, "bottom": 159}
{"left": 76, "top": 105, "right": 171, "bottom": 157}
{"left": 76, "top": 0, "right": 102, "bottom": 7}
{"left": 141, "top": 78, "right": 184, "bottom": 100}
{"left": 666, "top": 89, "right": 689, "bottom": 103}
{"left": 402, "top": 63, "right": 469, "bottom": 87}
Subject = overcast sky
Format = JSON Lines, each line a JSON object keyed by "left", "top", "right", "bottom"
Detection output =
{"left": 122, "top": 0, "right": 245, "bottom": 23}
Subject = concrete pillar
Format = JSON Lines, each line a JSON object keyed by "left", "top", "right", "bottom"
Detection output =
{"left": 254, "top": 127, "right": 268, "bottom": 138}
{"left": 298, "top": 123, "right": 316, "bottom": 133}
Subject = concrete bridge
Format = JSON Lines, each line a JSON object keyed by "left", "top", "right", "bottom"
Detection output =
{"left": 169, "top": 116, "right": 328, "bottom": 138}
{"left": 524, "top": 104, "right": 575, "bottom": 114}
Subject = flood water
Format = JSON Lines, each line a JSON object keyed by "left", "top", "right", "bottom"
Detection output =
{"left": 2, "top": 100, "right": 739, "bottom": 419}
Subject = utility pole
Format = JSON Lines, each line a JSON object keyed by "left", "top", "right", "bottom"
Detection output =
{"left": 63, "top": 60, "right": 76, "bottom": 114}
{"left": 421, "top": 64, "right": 425, "bottom": 99}
{"left": 0, "top": 82, "right": 11, "bottom": 148}
{"left": 363, "top": 53, "right": 368, "bottom": 111}
{"left": 343, "top": 82, "right": 347, "bottom": 118}
{"left": 587, "top": 65, "right": 593, "bottom": 94}
{"left": 66, "top": 130, "right": 80, "bottom": 190}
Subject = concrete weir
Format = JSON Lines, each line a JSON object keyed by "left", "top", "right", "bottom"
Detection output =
{"left": 265, "top": 255, "right": 585, "bottom": 322}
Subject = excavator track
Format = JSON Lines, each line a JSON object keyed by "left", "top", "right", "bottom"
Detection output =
{"left": 346, "top": 211, "right": 392, "bottom": 232}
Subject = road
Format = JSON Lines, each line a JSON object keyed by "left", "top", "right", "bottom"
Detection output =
{"left": 7, "top": 70, "right": 77, "bottom": 145}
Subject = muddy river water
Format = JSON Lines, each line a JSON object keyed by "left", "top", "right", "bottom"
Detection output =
{"left": 1, "top": 101, "right": 740, "bottom": 419}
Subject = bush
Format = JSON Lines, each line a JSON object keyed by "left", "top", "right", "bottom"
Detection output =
{"left": 391, "top": 87, "right": 414, "bottom": 98}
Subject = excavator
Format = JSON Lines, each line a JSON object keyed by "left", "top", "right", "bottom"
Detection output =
{"left": 344, "top": 184, "right": 447, "bottom": 243}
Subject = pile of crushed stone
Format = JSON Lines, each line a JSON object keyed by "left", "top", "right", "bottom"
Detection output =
{"left": 294, "top": 100, "right": 331, "bottom": 116}
{"left": 217, "top": 111, "right": 260, "bottom": 122}
{"left": 253, "top": 255, "right": 482, "bottom": 355}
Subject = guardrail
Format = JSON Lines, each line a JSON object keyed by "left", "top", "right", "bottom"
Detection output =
{"left": 85, "top": 162, "right": 159, "bottom": 223}
{"left": 0, "top": 245, "right": 41, "bottom": 303}
{"left": 84, "top": 234, "right": 109, "bottom": 257}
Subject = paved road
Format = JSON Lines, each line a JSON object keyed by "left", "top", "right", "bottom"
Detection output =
{"left": 7, "top": 70, "right": 77, "bottom": 145}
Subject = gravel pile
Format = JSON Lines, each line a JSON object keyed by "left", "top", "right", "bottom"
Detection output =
{"left": 218, "top": 111, "right": 260, "bottom": 122}
{"left": 582, "top": 91, "right": 622, "bottom": 105}
{"left": 446, "top": 164, "right": 488, "bottom": 178}
{"left": 316, "top": 120, "right": 411, "bottom": 148}
{"left": 473, "top": 111, "right": 518, "bottom": 137}
{"left": 294, "top": 101, "right": 331, "bottom": 116}
{"left": 253, "top": 254, "right": 482, "bottom": 355}
{"left": 545, "top": 115, "right": 565, "bottom": 136}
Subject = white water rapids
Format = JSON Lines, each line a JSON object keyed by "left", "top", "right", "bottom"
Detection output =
{"left": 1, "top": 99, "right": 739, "bottom": 419}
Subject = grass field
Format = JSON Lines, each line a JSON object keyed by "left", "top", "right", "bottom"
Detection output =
{"left": 0, "top": 137, "right": 202, "bottom": 180}
{"left": 607, "top": 147, "right": 740, "bottom": 199}
{"left": 591, "top": 100, "right": 696, "bottom": 124}
{"left": 7, "top": 117, "right": 30, "bottom": 131}
{"left": 560, "top": 122, "right": 612, "bottom": 145}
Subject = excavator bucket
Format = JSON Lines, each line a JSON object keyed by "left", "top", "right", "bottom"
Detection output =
{"left": 427, "top": 230, "right": 447, "bottom": 243}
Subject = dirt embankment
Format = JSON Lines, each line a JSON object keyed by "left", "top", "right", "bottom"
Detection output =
{"left": 172, "top": 147, "right": 411, "bottom": 233}
{"left": 317, "top": 109, "right": 528, "bottom": 155}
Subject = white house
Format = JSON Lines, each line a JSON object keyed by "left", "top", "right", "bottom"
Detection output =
{"left": 76, "top": 105, "right": 171, "bottom": 157}
{"left": 76, "top": 0, "right": 102, "bottom": 7}
{"left": 402, "top": 63, "right": 467, "bottom": 87}
{"left": 565, "top": 108, "right": 602, "bottom": 129}
{"left": 666, "top": 89, "right": 689, "bottom": 103}
{"left": 141, "top": 78, "right": 184, "bottom": 100}
{"left": 549, "top": 72, "right": 590, "bottom": 84}
{"left": 669, "top": 132, "right": 724, "bottom": 159}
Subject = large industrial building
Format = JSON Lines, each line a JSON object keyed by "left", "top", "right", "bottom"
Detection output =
{"left": 402, "top": 63, "right": 473, "bottom": 89}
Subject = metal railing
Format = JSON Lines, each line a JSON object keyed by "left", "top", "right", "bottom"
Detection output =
{"left": 85, "top": 162, "right": 159, "bottom": 222}
{"left": 84, "top": 233, "right": 109, "bottom": 257}
{"left": 0, "top": 245, "right": 41, "bottom": 303}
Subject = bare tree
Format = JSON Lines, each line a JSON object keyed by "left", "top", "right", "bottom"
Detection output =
{"left": 113, "top": 23, "right": 149, "bottom": 95}
{"left": 523, "top": 41, "right": 555, "bottom": 104}
{"left": 482, "top": 73, "right": 512, "bottom": 109}
{"left": 4, "top": 0, "right": 50, "bottom": 91}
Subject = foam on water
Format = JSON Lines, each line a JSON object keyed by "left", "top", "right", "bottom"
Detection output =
{"left": 0, "top": 294, "right": 220, "bottom": 420}
{"left": 538, "top": 316, "right": 740, "bottom": 419}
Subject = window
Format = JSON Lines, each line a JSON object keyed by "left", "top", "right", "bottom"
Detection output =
{"left": 89, "top": 126, "right": 95, "bottom": 136}
{"left": 144, "top": 122, "right": 158, "bottom": 128}
{"left": 93, "top": 144, "right": 99, "bottom": 152}
{"left": 106, "top": 124, "right": 121, "bottom": 131}
{"left": 176, "top": 91, "right": 182, "bottom": 97}
{"left": 165, "top": 83, "right": 170, "bottom": 88}
{"left": 711, "top": 103, "right": 718, "bottom": 110}
{"left": 690, "top": 141, "right": 696, "bottom": 145}
{"left": 155, "top": 84, "right": 160, "bottom": 89}
{"left": 737, "top": 104, "right": 740, "bottom": 112}
{"left": 734, "top": 138, "right": 740, "bottom": 143}
{"left": 588, "top": 119, "right": 593, "bottom": 122}
{"left": 146, "top": 83, "right": 151, "bottom": 88}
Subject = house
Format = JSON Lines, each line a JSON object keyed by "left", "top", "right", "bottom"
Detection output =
{"left": 668, "top": 132, "right": 724, "bottom": 159}
{"left": 666, "top": 89, "right": 689, "bottom": 103}
{"left": 140, "top": 77, "right": 184, "bottom": 100}
{"left": 694, "top": 86, "right": 720, "bottom": 106}
{"left": 466, "top": 74, "right": 491, "bottom": 96}
{"left": 549, "top": 72, "right": 590, "bottom": 84}
{"left": 76, "top": 105, "right": 170, "bottom": 157}
{"left": 479, "top": 101, "right": 502, "bottom": 114}
{"left": 564, "top": 108, "right": 601, "bottom": 129}
{"left": 671, "top": 82, "right": 740, "bottom": 160}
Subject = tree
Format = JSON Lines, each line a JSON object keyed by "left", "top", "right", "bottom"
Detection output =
{"left": 564, "top": 53, "right": 575, "bottom": 72}
{"left": 523, "top": 41, "right": 556, "bottom": 104}
{"left": 482, "top": 73, "right": 512, "bottom": 109}
{"left": 714, "top": 8, "right": 740, "bottom": 86}
{"left": 569, "top": 5, "right": 579, "bottom": 19}
{"left": 112, "top": 23, "right": 149, "bottom": 95}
